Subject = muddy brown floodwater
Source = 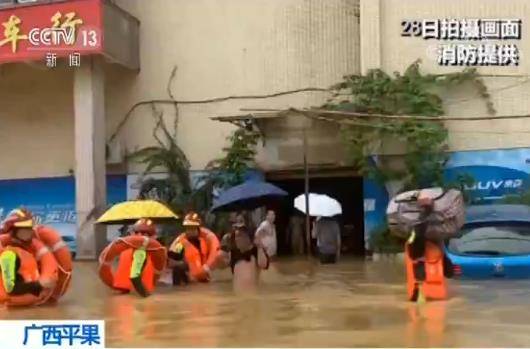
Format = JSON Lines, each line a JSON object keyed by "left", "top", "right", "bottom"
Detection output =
{"left": 3, "top": 258, "right": 530, "bottom": 347}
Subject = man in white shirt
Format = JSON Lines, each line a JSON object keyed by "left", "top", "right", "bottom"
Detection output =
{"left": 254, "top": 210, "right": 277, "bottom": 257}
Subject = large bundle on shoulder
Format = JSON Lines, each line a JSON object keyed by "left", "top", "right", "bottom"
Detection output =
{"left": 386, "top": 187, "right": 465, "bottom": 241}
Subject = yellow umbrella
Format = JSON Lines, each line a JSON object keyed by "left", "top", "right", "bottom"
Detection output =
{"left": 97, "top": 200, "right": 179, "bottom": 225}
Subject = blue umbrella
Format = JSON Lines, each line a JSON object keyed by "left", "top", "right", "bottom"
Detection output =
{"left": 210, "top": 181, "right": 288, "bottom": 212}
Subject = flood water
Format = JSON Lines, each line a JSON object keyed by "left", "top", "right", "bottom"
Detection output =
{"left": 3, "top": 258, "right": 530, "bottom": 347}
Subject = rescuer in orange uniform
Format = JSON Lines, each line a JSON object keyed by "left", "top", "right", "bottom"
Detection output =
{"left": 100, "top": 218, "right": 167, "bottom": 297}
{"left": 405, "top": 196, "right": 460, "bottom": 303}
{"left": 0, "top": 209, "right": 58, "bottom": 303}
{"left": 169, "top": 212, "right": 220, "bottom": 283}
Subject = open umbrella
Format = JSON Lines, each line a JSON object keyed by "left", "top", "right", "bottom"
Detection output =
{"left": 210, "top": 181, "right": 288, "bottom": 212}
{"left": 97, "top": 200, "right": 179, "bottom": 225}
{"left": 294, "top": 193, "right": 342, "bottom": 217}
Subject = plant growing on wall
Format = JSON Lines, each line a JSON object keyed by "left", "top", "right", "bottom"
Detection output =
{"left": 368, "top": 224, "right": 404, "bottom": 253}
{"left": 127, "top": 107, "right": 261, "bottom": 241}
{"left": 127, "top": 107, "right": 193, "bottom": 214}
{"left": 323, "top": 60, "right": 494, "bottom": 191}
{"left": 206, "top": 127, "right": 261, "bottom": 188}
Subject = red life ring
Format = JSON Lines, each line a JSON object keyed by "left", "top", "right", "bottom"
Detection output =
{"left": 34, "top": 226, "right": 73, "bottom": 301}
{"left": 98, "top": 235, "right": 167, "bottom": 293}
{"left": 0, "top": 236, "right": 59, "bottom": 307}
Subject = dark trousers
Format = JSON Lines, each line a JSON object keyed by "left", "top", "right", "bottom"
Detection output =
{"left": 319, "top": 253, "right": 337, "bottom": 264}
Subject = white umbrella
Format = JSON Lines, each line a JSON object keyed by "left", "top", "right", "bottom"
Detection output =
{"left": 294, "top": 193, "right": 342, "bottom": 217}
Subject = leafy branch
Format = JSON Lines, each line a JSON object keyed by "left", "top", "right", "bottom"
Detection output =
{"left": 206, "top": 127, "right": 260, "bottom": 188}
{"left": 323, "top": 60, "right": 494, "bottom": 191}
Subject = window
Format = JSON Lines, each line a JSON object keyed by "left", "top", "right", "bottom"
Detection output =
{"left": 0, "top": 0, "right": 45, "bottom": 8}
{"left": 0, "top": 0, "right": 15, "bottom": 6}
{"left": 0, "top": 0, "right": 66, "bottom": 7}
{"left": 447, "top": 223, "right": 530, "bottom": 256}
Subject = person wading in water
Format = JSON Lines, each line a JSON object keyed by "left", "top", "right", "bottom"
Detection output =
{"left": 219, "top": 215, "right": 269, "bottom": 292}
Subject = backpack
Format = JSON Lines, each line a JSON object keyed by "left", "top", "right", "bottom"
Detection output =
{"left": 386, "top": 188, "right": 465, "bottom": 241}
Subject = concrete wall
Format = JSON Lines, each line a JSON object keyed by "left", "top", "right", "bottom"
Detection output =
{"left": 361, "top": 0, "right": 530, "bottom": 153}
{"left": 0, "top": 0, "right": 360, "bottom": 179}
{"left": 0, "top": 64, "right": 74, "bottom": 180}
{"left": 109, "top": 0, "right": 360, "bottom": 173}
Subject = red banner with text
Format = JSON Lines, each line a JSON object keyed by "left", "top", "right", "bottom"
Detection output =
{"left": 0, "top": 0, "right": 102, "bottom": 63}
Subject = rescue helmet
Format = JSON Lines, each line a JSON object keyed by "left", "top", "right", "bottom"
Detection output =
{"left": 1, "top": 208, "right": 35, "bottom": 234}
{"left": 131, "top": 218, "right": 157, "bottom": 237}
{"left": 182, "top": 212, "right": 201, "bottom": 227}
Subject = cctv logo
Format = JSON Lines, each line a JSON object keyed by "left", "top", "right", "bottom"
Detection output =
{"left": 28, "top": 27, "right": 75, "bottom": 47}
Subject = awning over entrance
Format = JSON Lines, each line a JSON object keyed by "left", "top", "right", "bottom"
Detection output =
{"left": 211, "top": 110, "right": 347, "bottom": 172}
{"left": 0, "top": 0, "right": 139, "bottom": 70}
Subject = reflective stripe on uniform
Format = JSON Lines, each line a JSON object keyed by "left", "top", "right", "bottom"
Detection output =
{"left": 407, "top": 230, "right": 416, "bottom": 244}
{"left": 174, "top": 243, "right": 184, "bottom": 254}
{"left": 0, "top": 250, "right": 17, "bottom": 293}
{"left": 130, "top": 249, "right": 147, "bottom": 279}
{"left": 35, "top": 246, "right": 50, "bottom": 261}
{"left": 52, "top": 240, "right": 67, "bottom": 252}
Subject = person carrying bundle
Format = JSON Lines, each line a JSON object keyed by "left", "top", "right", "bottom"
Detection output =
{"left": 387, "top": 188, "right": 464, "bottom": 302}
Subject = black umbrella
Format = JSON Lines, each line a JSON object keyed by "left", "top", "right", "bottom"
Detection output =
{"left": 210, "top": 181, "right": 288, "bottom": 212}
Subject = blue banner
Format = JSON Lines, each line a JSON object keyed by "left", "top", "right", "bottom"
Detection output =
{"left": 363, "top": 177, "right": 390, "bottom": 250}
{"left": 444, "top": 148, "right": 530, "bottom": 203}
{"left": 0, "top": 175, "right": 127, "bottom": 238}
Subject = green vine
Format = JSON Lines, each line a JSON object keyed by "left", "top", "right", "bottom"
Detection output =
{"left": 368, "top": 225, "right": 404, "bottom": 253}
{"left": 207, "top": 127, "right": 260, "bottom": 188}
{"left": 323, "top": 60, "right": 495, "bottom": 190}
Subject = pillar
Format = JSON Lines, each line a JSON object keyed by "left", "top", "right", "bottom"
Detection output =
{"left": 74, "top": 56, "right": 107, "bottom": 259}
{"left": 360, "top": 0, "right": 382, "bottom": 73}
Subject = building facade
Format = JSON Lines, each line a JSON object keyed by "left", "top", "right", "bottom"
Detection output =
{"left": 1, "top": 0, "right": 530, "bottom": 257}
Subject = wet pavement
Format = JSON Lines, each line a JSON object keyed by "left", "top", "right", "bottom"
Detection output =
{"left": 3, "top": 258, "right": 530, "bottom": 347}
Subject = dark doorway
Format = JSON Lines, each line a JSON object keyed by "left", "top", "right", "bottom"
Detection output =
{"left": 267, "top": 176, "right": 365, "bottom": 256}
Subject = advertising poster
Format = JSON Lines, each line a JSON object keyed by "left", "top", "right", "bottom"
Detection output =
{"left": 0, "top": 175, "right": 127, "bottom": 240}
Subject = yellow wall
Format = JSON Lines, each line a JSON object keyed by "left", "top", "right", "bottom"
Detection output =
{"left": 0, "top": 64, "right": 74, "bottom": 179}
{"left": 362, "top": 0, "right": 530, "bottom": 153}
{"left": 109, "top": 0, "right": 360, "bottom": 173}
{"left": 0, "top": 0, "right": 360, "bottom": 179}
{"left": 3, "top": 0, "right": 530, "bottom": 180}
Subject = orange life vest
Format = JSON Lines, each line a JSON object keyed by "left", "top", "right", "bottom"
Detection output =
{"left": 405, "top": 241, "right": 447, "bottom": 301}
{"left": 0, "top": 237, "right": 59, "bottom": 307}
{"left": 98, "top": 235, "right": 167, "bottom": 295}
{"left": 112, "top": 249, "right": 156, "bottom": 293}
{"left": 171, "top": 228, "right": 220, "bottom": 282}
